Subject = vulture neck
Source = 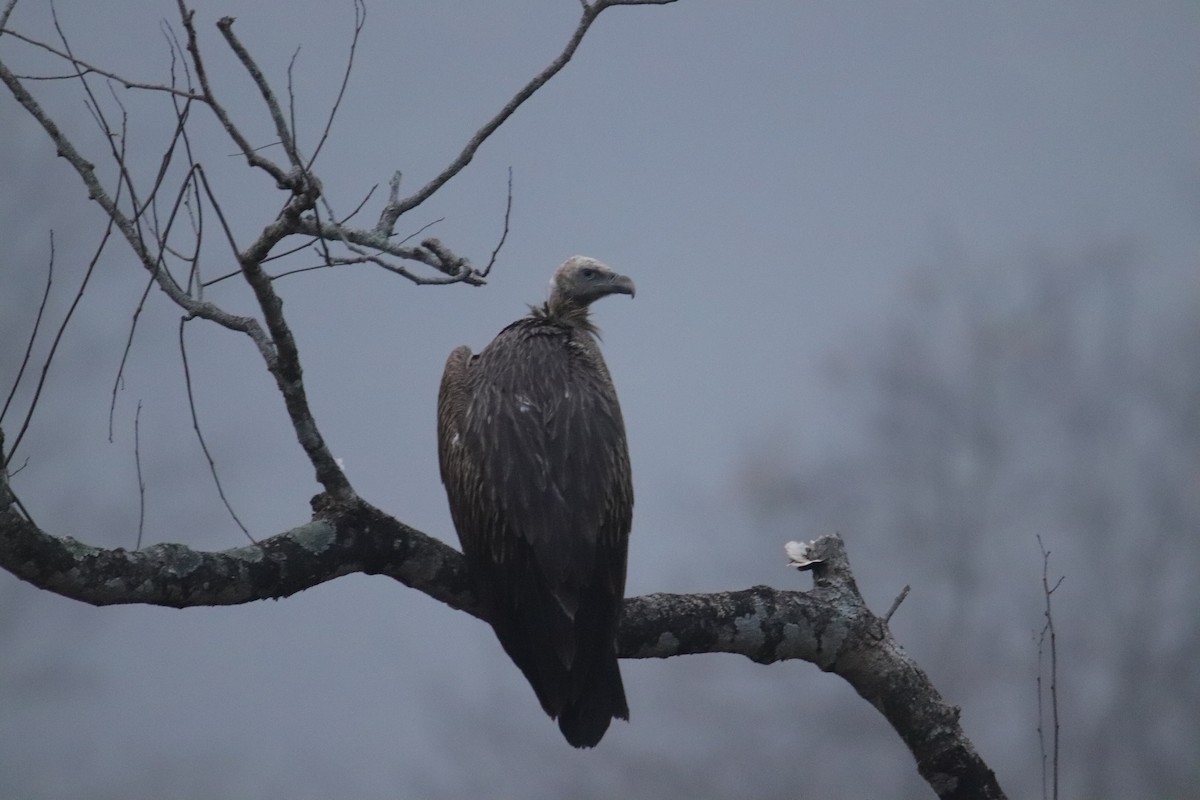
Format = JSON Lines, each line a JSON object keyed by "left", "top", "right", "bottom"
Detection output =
{"left": 534, "top": 298, "right": 597, "bottom": 334}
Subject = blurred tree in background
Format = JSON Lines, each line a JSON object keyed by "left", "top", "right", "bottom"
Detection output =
{"left": 741, "top": 243, "right": 1200, "bottom": 798}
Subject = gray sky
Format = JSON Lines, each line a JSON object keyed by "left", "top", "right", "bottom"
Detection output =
{"left": 2, "top": 1, "right": 1198, "bottom": 797}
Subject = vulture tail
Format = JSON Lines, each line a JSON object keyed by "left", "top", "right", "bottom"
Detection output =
{"left": 557, "top": 650, "right": 628, "bottom": 748}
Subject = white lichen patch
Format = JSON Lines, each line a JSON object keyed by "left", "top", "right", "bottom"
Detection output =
{"left": 161, "top": 547, "right": 202, "bottom": 576}
{"left": 290, "top": 521, "right": 336, "bottom": 554}
{"left": 227, "top": 543, "right": 266, "bottom": 563}
{"left": 61, "top": 536, "right": 99, "bottom": 558}
{"left": 636, "top": 631, "right": 679, "bottom": 658}
{"left": 734, "top": 607, "right": 766, "bottom": 650}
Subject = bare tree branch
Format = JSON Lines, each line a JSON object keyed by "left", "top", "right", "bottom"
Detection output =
{"left": 0, "top": 480, "right": 1003, "bottom": 800}
{"left": 0, "top": 483, "right": 476, "bottom": 611}
{"left": 2, "top": 2, "right": 491, "bottom": 292}
{"left": 1036, "top": 535, "right": 1063, "bottom": 800}
{"left": 0, "top": 24, "right": 203, "bottom": 100}
{"left": 216, "top": 15, "right": 305, "bottom": 173}
{"left": 0, "top": 55, "right": 267, "bottom": 339}
{"left": 378, "top": 0, "right": 677, "bottom": 231}
{"left": 292, "top": 218, "right": 485, "bottom": 284}
{"left": 176, "top": 4, "right": 288, "bottom": 186}
{"left": 202, "top": 190, "right": 395, "bottom": 286}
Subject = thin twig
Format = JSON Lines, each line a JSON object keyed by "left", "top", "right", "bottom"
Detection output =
{"left": 146, "top": 163, "right": 201, "bottom": 299}
{"left": 2, "top": 222, "right": 110, "bottom": 468}
{"left": 108, "top": 274, "right": 155, "bottom": 443}
{"left": 334, "top": 183, "right": 377, "bottom": 231}
{"left": 379, "top": 0, "right": 674, "bottom": 228}
{"left": 0, "top": 443, "right": 37, "bottom": 528}
{"left": 1, "top": 231, "right": 54, "bottom": 427}
{"left": 178, "top": 318, "right": 253, "bottom": 543}
{"left": 1035, "top": 535, "right": 1063, "bottom": 800}
{"left": 310, "top": 195, "right": 338, "bottom": 274}
{"left": 305, "top": 0, "right": 364, "bottom": 171}
{"left": 179, "top": 160, "right": 204, "bottom": 296}
{"left": 394, "top": 217, "right": 444, "bottom": 247}
{"left": 191, "top": 163, "right": 242, "bottom": 263}
{"left": 883, "top": 584, "right": 911, "bottom": 625}
{"left": 480, "top": 167, "right": 514, "bottom": 278}
{"left": 161, "top": 16, "right": 194, "bottom": 91}
{"left": 267, "top": 263, "right": 346, "bottom": 282}
{"left": 0, "top": 26, "right": 203, "bottom": 100}
{"left": 135, "top": 86, "right": 194, "bottom": 227}
{"left": 133, "top": 400, "right": 147, "bottom": 549}
{"left": 164, "top": 56, "right": 205, "bottom": 297}
{"left": 216, "top": 15, "right": 304, "bottom": 172}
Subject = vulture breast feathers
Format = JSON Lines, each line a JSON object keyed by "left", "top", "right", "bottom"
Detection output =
{"left": 437, "top": 256, "right": 635, "bottom": 748}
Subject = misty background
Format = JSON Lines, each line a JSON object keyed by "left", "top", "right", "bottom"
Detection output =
{"left": 2, "top": 1, "right": 1197, "bottom": 797}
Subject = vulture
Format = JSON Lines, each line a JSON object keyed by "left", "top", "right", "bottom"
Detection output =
{"left": 437, "top": 256, "right": 635, "bottom": 748}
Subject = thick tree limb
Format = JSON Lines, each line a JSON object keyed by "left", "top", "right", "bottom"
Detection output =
{"left": 0, "top": 468, "right": 1003, "bottom": 800}
{"left": 0, "top": 489, "right": 475, "bottom": 612}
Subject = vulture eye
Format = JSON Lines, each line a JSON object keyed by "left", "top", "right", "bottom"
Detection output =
{"left": 581, "top": 268, "right": 596, "bottom": 279}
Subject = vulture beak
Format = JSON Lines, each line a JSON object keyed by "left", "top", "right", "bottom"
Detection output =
{"left": 610, "top": 273, "right": 636, "bottom": 299}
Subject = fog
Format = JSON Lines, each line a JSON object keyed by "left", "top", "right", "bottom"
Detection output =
{"left": 2, "top": 2, "right": 1197, "bottom": 797}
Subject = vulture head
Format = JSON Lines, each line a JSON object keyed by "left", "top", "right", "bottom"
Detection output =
{"left": 547, "top": 256, "right": 636, "bottom": 319}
